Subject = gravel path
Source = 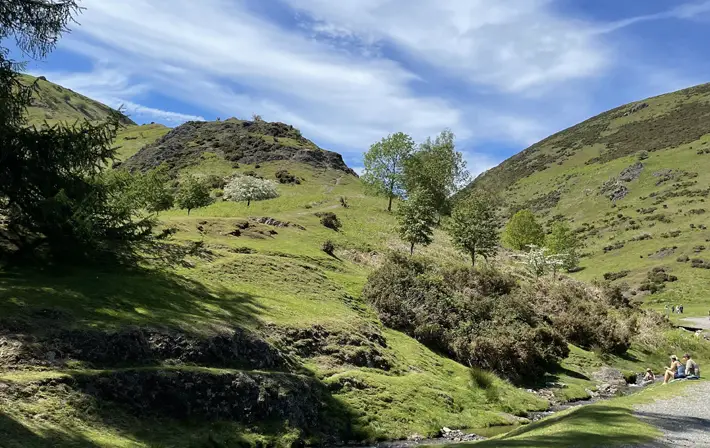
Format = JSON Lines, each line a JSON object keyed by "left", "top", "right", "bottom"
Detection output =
{"left": 679, "top": 317, "right": 710, "bottom": 330}
{"left": 632, "top": 381, "right": 710, "bottom": 447}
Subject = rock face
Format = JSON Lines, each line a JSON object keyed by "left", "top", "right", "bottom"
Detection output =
{"left": 0, "top": 327, "right": 292, "bottom": 371}
{"left": 122, "top": 118, "right": 357, "bottom": 175}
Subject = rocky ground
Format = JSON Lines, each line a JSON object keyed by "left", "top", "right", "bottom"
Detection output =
{"left": 633, "top": 380, "right": 710, "bottom": 447}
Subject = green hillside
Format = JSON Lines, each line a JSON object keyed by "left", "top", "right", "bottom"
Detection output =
{"left": 20, "top": 74, "right": 135, "bottom": 127}
{"left": 466, "top": 82, "right": 710, "bottom": 320}
{"left": 2, "top": 79, "right": 708, "bottom": 447}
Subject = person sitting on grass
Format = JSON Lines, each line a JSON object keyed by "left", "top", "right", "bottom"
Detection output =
{"left": 663, "top": 355, "right": 683, "bottom": 384}
{"left": 683, "top": 354, "right": 700, "bottom": 379}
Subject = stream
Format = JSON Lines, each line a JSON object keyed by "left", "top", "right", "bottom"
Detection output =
{"left": 349, "top": 379, "right": 653, "bottom": 448}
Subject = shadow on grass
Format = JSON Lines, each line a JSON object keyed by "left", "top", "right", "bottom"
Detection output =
{"left": 0, "top": 412, "right": 100, "bottom": 448}
{"left": 635, "top": 410, "right": 710, "bottom": 434}
{"left": 0, "top": 263, "right": 266, "bottom": 333}
{"left": 461, "top": 405, "right": 656, "bottom": 448}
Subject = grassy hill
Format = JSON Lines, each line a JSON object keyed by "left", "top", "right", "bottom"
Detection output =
{"left": 466, "top": 82, "right": 710, "bottom": 320}
{"left": 20, "top": 74, "right": 135, "bottom": 127}
{"left": 2, "top": 81, "right": 708, "bottom": 447}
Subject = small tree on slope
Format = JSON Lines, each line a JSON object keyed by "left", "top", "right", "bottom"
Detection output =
{"left": 447, "top": 194, "right": 499, "bottom": 266}
{"left": 175, "top": 176, "right": 212, "bottom": 215}
{"left": 397, "top": 190, "right": 437, "bottom": 255}
{"left": 223, "top": 175, "right": 279, "bottom": 206}
{"left": 362, "top": 132, "right": 415, "bottom": 212}
{"left": 503, "top": 209, "right": 544, "bottom": 251}
{"left": 546, "top": 221, "right": 580, "bottom": 272}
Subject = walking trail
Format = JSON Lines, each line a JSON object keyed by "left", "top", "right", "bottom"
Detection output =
{"left": 679, "top": 317, "right": 710, "bottom": 330}
{"left": 632, "top": 381, "right": 710, "bottom": 447}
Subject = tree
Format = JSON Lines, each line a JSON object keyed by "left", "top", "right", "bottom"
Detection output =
{"left": 362, "top": 132, "right": 415, "bottom": 212}
{"left": 546, "top": 222, "right": 580, "bottom": 272}
{"left": 512, "top": 245, "right": 566, "bottom": 279}
{"left": 447, "top": 194, "right": 499, "bottom": 266}
{"left": 405, "top": 129, "right": 469, "bottom": 217}
{"left": 125, "top": 166, "right": 174, "bottom": 214}
{"left": 397, "top": 190, "right": 437, "bottom": 255}
{"left": 503, "top": 210, "right": 544, "bottom": 250}
{"left": 175, "top": 176, "right": 212, "bottom": 215}
{"left": 223, "top": 175, "right": 279, "bottom": 206}
{"left": 0, "top": 1, "right": 161, "bottom": 262}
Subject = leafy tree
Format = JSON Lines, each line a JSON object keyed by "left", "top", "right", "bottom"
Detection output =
{"left": 397, "top": 190, "right": 437, "bottom": 255}
{"left": 503, "top": 210, "right": 544, "bottom": 250}
{"left": 362, "top": 132, "right": 415, "bottom": 212}
{"left": 447, "top": 194, "right": 499, "bottom": 266}
{"left": 129, "top": 166, "right": 174, "bottom": 214}
{"left": 546, "top": 222, "right": 580, "bottom": 272}
{"left": 0, "top": 1, "right": 160, "bottom": 262}
{"left": 175, "top": 176, "right": 212, "bottom": 215}
{"left": 223, "top": 175, "right": 279, "bottom": 206}
{"left": 405, "top": 129, "right": 469, "bottom": 217}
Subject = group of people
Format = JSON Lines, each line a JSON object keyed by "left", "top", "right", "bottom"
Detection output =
{"left": 641, "top": 354, "right": 701, "bottom": 385}
{"left": 664, "top": 304, "right": 684, "bottom": 314}
{"left": 662, "top": 354, "right": 700, "bottom": 384}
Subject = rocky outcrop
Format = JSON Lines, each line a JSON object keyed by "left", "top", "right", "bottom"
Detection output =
{"left": 0, "top": 327, "right": 292, "bottom": 371}
{"left": 123, "top": 119, "right": 357, "bottom": 175}
{"left": 272, "top": 324, "right": 393, "bottom": 371}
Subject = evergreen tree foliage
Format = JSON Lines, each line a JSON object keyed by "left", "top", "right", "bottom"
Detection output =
{"left": 503, "top": 210, "right": 544, "bottom": 250}
{"left": 362, "top": 132, "right": 415, "bottom": 212}
{"left": 447, "top": 194, "right": 499, "bottom": 266}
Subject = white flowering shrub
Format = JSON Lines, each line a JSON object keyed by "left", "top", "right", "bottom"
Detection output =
{"left": 223, "top": 175, "right": 279, "bottom": 206}
{"left": 512, "top": 244, "right": 566, "bottom": 279}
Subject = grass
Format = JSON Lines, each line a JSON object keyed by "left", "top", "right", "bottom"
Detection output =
{"left": 461, "top": 381, "right": 695, "bottom": 448}
{"left": 114, "top": 124, "right": 170, "bottom": 161}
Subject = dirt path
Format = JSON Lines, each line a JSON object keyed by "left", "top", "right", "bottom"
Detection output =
{"left": 679, "top": 317, "right": 710, "bottom": 330}
{"left": 632, "top": 381, "right": 710, "bottom": 447}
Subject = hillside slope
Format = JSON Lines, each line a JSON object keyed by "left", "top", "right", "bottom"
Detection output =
{"left": 122, "top": 118, "right": 356, "bottom": 175}
{"left": 20, "top": 74, "right": 135, "bottom": 126}
{"left": 466, "top": 82, "right": 710, "bottom": 317}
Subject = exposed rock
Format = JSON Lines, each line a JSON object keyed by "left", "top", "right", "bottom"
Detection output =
{"left": 271, "top": 324, "right": 393, "bottom": 371}
{"left": 623, "top": 102, "right": 648, "bottom": 116}
{"left": 123, "top": 119, "right": 357, "bottom": 176}
{"left": 0, "top": 327, "right": 292, "bottom": 371}
{"left": 250, "top": 217, "right": 306, "bottom": 231}
{"left": 619, "top": 162, "right": 644, "bottom": 182}
{"left": 440, "top": 428, "right": 485, "bottom": 442}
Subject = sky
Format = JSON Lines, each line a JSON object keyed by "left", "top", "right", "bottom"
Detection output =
{"left": 16, "top": 0, "right": 710, "bottom": 177}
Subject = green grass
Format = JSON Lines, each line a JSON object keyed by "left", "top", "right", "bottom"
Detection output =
{"left": 462, "top": 381, "right": 694, "bottom": 448}
{"left": 114, "top": 124, "right": 170, "bottom": 161}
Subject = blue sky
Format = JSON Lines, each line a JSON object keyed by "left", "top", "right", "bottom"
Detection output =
{"left": 19, "top": 0, "right": 710, "bottom": 176}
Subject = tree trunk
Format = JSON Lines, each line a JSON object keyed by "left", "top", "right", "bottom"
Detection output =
{"left": 410, "top": 242, "right": 415, "bottom": 255}
{"left": 470, "top": 249, "right": 476, "bottom": 267}
{"left": 187, "top": 208, "right": 191, "bottom": 216}
{"left": 247, "top": 198, "right": 251, "bottom": 207}
{"left": 388, "top": 194, "right": 393, "bottom": 212}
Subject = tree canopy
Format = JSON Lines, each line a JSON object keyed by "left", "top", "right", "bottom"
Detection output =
{"left": 405, "top": 129, "right": 469, "bottom": 217}
{"left": 224, "top": 175, "right": 279, "bottom": 206}
{"left": 362, "top": 132, "right": 415, "bottom": 212}
{"left": 546, "top": 221, "right": 580, "bottom": 272}
{"left": 175, "top": 176, "right": 212, "bottom": 215}
{"left": 447, "top": 194, "right": 499, "bottom": 266}
{"left": 503, "top": 210, "right": 545, "bottom": 251}
{"left": 397, "top": 189, "right": 437, "bottom": 255}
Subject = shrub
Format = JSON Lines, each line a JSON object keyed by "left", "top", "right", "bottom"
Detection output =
{"left": 604, "top": 270, "right": 630, "bottom": 281}
{"left": 275, "top": 169, "right": 300, "bottom": 184}
{"left": 362, "top": 254, "right": 567, "bottom": 382}
{"left": 223, "top": 175, "right": 279, "bottom": 207}
{"left": 339, "top": 196, "right": 349, "bottom": 208}
{"left": 321, "top": 240, "right": 335, "bottom": 255}
{"left": 317, "top": 212, "right": 342, "bottom": 231}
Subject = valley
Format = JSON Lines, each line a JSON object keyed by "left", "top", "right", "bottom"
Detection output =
{"left": 2, "top": 39, "right": 710, "bottom": 448}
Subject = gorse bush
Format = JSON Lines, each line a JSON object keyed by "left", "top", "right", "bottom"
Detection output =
{"left": 362, "top": 253, "right": 568, "bottom": 382}
{"left": 317, "top": 212, "right": 342, "bottom": 231}
{"left": 363, "top": 254, "right": 641, "bottom": 381}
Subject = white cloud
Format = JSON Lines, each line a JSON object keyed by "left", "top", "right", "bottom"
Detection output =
{"left": 57, "top": 0, "right": 462, "bottom": 150}
{"left": 284, "top": 0, "right": 611, "bottom": 93}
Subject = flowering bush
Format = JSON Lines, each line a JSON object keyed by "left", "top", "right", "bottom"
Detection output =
{"left": 223, "top": 175, "right": 279, "bottom": 206}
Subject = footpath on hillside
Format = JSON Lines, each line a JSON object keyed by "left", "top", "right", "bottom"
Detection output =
{"left": 632, "top": 381, "right": 710, "bottom": 447}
